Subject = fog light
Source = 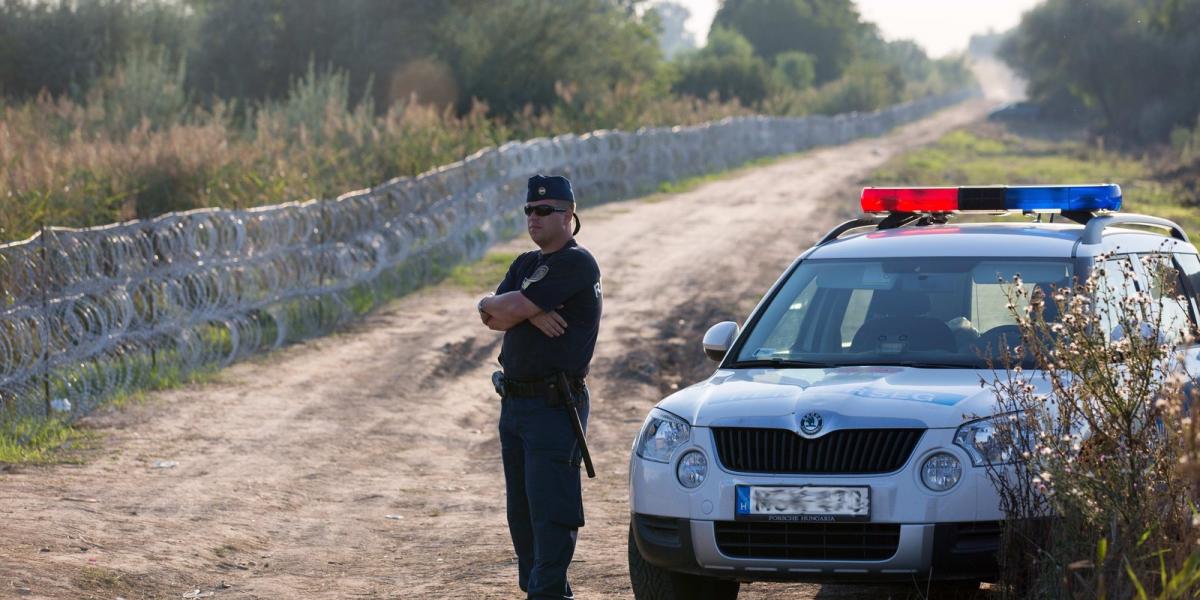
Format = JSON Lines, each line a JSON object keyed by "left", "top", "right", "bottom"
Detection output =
{"left": 676, "top": 450, "right": 707, "bottom": 489}
{"left": 921, "top": 452, "right": 962, "bottom": 491}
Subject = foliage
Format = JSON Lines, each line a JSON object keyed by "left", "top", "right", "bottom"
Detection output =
{"left": 712, "top": 0, "right": 863, "bottom": 84}
{"left": 1001, "top": 0, "right": 1200, "bottom": 145}
{"left": 0, "top": 415, "right": 89, "bottom": 464}
{"left": 433, "top": 0, "right": 664, "bottom": 116}
{"left": 448, "top": 252, "right": 520, "bottom": 291}
{"left": 89, "top": 45, "right": 190, "bottom": 133}
{"left": 0, "top": 0, "right": 192, "bottom": 99}
{"left": 985, "top": 253, "right": 1200, "bottom": 598}
{"left": 672, "top": 28, "right": 776, "bottom": 105}
{"left": 0, "top": 65, "right": 757, "bottom": 241}
{"left": 807, "top": 61, "right": 905, "bottom": 115}
{"left": 185, "top": 0, "right": 455, "bottom": 111}
{"left": 0, "top": 0, "right": 971, "bottom": 241}
{"left": 773, "top": 51, "right": 816, "bottom": 90}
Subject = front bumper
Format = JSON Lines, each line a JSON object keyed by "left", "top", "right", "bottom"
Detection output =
{"left": 630, "top": 514, "right": 1000, "bottom": 583}
{"left": 629, "top": 426, "right": 1003, "bottom": 582}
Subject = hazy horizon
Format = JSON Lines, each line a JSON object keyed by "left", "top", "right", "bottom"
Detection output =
{"left": 669, "top": 0, "right": 1044, "bottom": 57}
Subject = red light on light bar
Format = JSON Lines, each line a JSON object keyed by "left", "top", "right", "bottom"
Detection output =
{"left": 861, "top": 187, "right": 958, "bottom": 213}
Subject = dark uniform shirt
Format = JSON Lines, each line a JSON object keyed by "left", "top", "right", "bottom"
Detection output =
{"left": 496, "top": 238, "right": 602, "bottom": 380}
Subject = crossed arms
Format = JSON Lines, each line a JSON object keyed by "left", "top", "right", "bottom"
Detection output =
{"left": 478, "top": 292, "right": 568, "bottom": 338}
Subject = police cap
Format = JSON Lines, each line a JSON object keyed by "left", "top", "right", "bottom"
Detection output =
{"left": 527, "top": 174, "right": 575, "bottom": 204}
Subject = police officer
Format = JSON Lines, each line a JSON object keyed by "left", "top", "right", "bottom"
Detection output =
{"left": 477, "top": 174, "right": 602, "bottom": 599}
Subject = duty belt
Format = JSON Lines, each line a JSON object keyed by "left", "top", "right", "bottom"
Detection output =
{"left": 502, "top": 375, "right": 585, "bottom": 398}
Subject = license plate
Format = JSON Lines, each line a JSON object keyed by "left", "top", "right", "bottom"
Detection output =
{"left": 735, "top": 485, "right": 870, "bottom": 522}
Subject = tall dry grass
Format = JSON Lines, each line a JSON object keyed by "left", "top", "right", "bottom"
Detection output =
{"left": 0, "top": 54, "right": 762, "bottom": 243}
{"left": 985, "top": 251, "right": 1200, "bottom": 598}
{"left": 0, "top": 44, "right": 968, "bottom": 244}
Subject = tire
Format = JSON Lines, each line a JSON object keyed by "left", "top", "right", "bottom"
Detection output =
{"left": 924, "top": 580, "right": 982, "bottom": 600}
{"left": 628, "top": 525, "right": 739, "bottom": 600}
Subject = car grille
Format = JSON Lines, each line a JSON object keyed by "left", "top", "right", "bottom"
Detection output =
{"left": 711, "top": 427, "right": 923, "bottom": 474}
{"left": 715, "top": 521, "right": 901, "bottom": 560}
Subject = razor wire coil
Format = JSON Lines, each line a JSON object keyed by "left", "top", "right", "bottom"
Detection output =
{"left": 0, "top": 90, "right": 974, "bottom": 422}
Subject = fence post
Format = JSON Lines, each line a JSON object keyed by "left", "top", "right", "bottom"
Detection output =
{"left": 318, "top": 201, "right": 327, "bottom": 332}
{"left": 149, "top": 223, "right": 157, "bottom": 373}
{"left": 39, "top": 224, "right": 50, "bottom": 417}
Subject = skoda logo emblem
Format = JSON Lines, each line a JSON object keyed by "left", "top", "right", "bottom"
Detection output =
{"left": 798, "top": 412, "right": 823, "bottom": 436}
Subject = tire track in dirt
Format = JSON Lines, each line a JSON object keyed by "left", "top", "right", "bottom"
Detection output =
{"left": 0, "top": 100, "right": 991, "bottom": 600}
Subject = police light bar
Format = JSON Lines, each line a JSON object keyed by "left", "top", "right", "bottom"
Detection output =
{"left": 860, "top": 184, "right": 1122, "bottom": 214}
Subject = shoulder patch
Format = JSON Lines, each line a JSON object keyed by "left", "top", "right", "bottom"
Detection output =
{"left": 522, "top": 265, "right": 550, "bottom": 290}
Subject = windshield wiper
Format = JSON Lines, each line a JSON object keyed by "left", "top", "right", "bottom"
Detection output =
{"left": 840, "top": 360, "right": 972, "bottom": 369}
{"left": 729, "top": 359, "right": 840, "bottom": 369}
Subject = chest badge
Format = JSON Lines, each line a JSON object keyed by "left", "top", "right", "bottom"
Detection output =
{"left": 798, "top": 411, "right": 824, "bottom": 436}
{"left": 522, "top": 265, "right": 550, "bottom": 290}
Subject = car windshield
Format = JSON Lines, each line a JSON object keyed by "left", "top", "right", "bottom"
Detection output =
{"left": 732, "top": 257, "right": 1075, "bottom": 369}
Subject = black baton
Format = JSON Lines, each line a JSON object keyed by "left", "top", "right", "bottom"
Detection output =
{"left": 556, "top": 372, "right": 596, "bottom": 479}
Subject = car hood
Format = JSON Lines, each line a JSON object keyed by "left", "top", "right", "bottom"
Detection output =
{"left": 657, "top": 366, "right": 1017, "bottom": 430}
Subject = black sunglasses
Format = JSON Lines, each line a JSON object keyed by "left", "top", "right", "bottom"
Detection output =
{"left": 524, "top": 204, "right": 568, "bottom": 217}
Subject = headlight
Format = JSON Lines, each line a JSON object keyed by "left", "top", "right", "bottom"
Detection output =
{"left": 953, "top": 413, "right": 1023, "bottom": 466}
{"left": 921, "top": 452, "right": 962, "bottom": 491}
{"left": 635, "top": 409, "right": 690, "bottom": 463}
{"left": 676, "top": 451, "right": 707, "bottom": 488}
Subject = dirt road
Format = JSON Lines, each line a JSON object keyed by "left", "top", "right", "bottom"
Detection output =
{"left": 1, "top": 99, "right": 991, "bottom": 600}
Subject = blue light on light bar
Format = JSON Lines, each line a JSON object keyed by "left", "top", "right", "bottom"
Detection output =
{"left": 1004, "top": 184, "right": 1122, "bottom": 212}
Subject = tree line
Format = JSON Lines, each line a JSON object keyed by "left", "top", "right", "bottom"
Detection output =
{"left": 1001, "top": 0, "right": 1200, "bottom": 147}
{"left": 0, "top": 0, "right": 972, "bottom": 241}
{"left": 0, "top": 0, "right": 969, "bottom": 119}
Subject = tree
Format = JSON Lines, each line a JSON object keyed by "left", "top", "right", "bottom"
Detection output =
{"left": 434, "top": 0, "right": 663, "bottom": 116}
{"left": 773, "top": 51, "right": 815, "bottom": 90}
{"left": 672, "top": 27, "right": 774, "bottom": 105}
{"left": 649, "top": 1, "right": 697, "bottom": 60}
{"left": 1001, "top": 0, "right": 1200, "bottom": 144}
{"left": 186, "top": 0, "right": 456, "bottom": 109}
{"left": 712, "top": 0, "right": 863, "bottom": 84}
{"left": 0, "top": 0, "right": 192, "bottom": 99}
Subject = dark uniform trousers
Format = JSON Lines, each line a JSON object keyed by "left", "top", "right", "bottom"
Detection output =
{"left": 499, "top": 387, "right": 590, "bottom": 600}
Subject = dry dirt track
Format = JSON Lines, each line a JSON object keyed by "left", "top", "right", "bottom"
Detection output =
{"left": 1, "top": 99, "right": 994, "bottom": 600}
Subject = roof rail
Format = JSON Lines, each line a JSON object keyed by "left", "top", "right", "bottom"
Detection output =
{"left": 1081, "top": 214, "right": 1190, "bottom": 245}
{"left": 817, "top": 217, "right": 882, "bottom": 246}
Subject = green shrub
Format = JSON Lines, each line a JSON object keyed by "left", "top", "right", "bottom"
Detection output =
{"left": 673, "top": 28, "right": 776, "bottom": 105}
{"left": 773, "top": 51, "right": 816, "bottom": 90}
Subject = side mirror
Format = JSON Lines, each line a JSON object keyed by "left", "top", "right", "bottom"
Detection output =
{"left": 702, "top": 321, "right": 740, "bottom": 362}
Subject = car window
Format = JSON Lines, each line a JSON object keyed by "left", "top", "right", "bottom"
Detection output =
{"left": 759, "top": 276, "right": 818, "bottom": 352}
{"left": 1138, "top": 254, "right": 1195, "bottom": 343}
{"left": 1175, "top": 253, "right": 1200, "bottom": 326}
{"left": 839, "top": 288, "right": 873, "bottom": 347}
{"left": 1096, "top": 256, "right": 1139, "bottom": 339}
{"left": 734, "top": 257, "right": 1074, "bottom": 368}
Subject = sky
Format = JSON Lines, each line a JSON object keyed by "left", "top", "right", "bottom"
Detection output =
{"left": 668, "top": 0, "right": 1045, "bottom": 58}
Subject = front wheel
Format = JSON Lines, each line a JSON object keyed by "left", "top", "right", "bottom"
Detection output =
{"left": 925, "top": 580, "right": 982, "bottom": 600}
{"left": 628, "top": 525, "right": 739, "bottom": 600}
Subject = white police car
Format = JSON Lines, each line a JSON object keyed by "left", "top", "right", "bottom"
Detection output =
{"left": 627, "top": 185, "right": 1200, "bottom": 599}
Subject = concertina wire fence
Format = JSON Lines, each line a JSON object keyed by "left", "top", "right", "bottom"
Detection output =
{"left": 0, "top": 88, "right": 975, "bottom": 424}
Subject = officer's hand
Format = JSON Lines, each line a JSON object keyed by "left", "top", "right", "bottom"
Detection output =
{"left": 529, "top": 311, "right": 567, "bottom": 338}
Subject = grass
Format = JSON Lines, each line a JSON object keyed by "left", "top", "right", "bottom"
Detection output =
{"left": 868, "top": 122, "right": 1200, "bottom": 239}
{"left": 0, "top": 361, "right": 218, "bottom": 466}
{"left": 447, "top": 251, "right": 519, "bottom": 291}
{"left": 75, "top": 566, "right": 127, "bottom": 589}
{"left": 0, "top": 416, "right": 96, "bottom": 464}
